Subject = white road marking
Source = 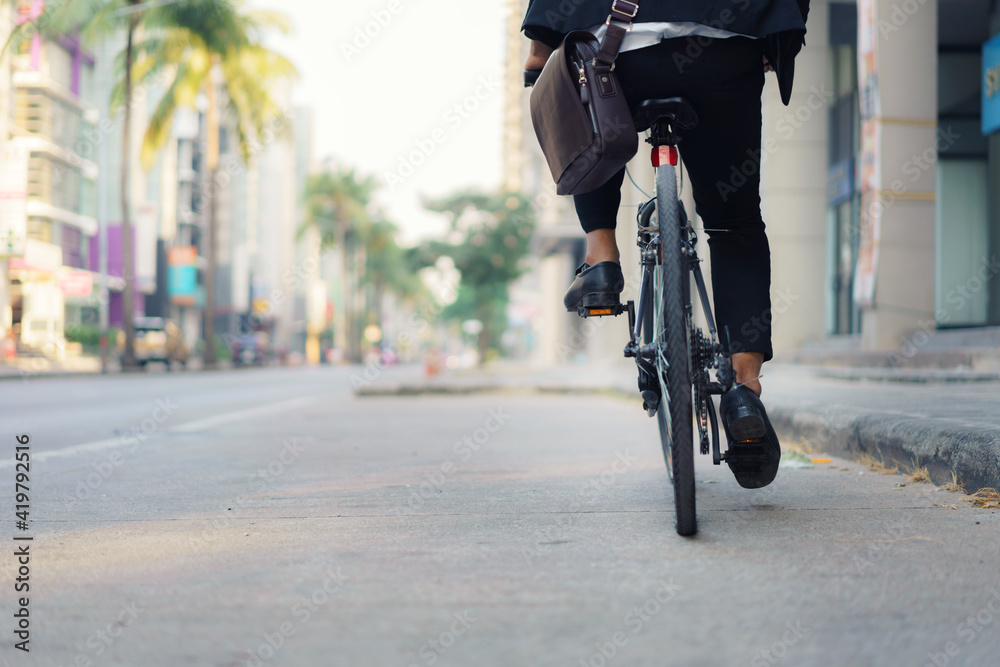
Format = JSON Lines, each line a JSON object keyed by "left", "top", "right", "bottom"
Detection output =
{"left": 0, "top": 395, "right": 320, "bottom": 468}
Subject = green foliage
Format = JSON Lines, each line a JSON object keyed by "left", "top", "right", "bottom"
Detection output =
{"left": 423, "top": 190, "right": 536, "bottom": 359}
{"left": 64, "top": 323, "right": 104, "bottom": 348}
{"left": 300, "top": 168, "right": 377, "bottom": 247}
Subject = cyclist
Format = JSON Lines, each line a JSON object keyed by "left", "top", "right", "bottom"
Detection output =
{"left": 522, "top": 0, "right": 810, "bottom": 488}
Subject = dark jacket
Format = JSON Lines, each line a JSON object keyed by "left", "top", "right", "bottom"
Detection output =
{"left": 522, "top": 0, "right": 809, "bottom": 105}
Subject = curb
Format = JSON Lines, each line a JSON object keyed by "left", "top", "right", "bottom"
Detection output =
{"left": 768, "top": 406, "right": 1000, "bottom": 493}
{"left": 0, "top": 361, "right": 240, "bottom": 381}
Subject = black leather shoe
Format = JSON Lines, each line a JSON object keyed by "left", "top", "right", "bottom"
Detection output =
{"left": 563, "top": 261, "right": 625, "bottom": 312}
{"left": 720, "top": 385, "right": 780, "bottom": 489}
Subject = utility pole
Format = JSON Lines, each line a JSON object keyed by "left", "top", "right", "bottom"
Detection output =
{"left": 97, "top": 39, "right": 110, "bottom": 371}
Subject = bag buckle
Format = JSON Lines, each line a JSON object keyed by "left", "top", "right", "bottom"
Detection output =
{"left": 610, "top": 0, "right": 638, "bottom": 19}
{"left": 605, "top": 15, "right": 633, "bottom": 31}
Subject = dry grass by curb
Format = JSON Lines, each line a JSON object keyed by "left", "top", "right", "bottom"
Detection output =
{"left": 940, "top": 471, "right": 965, "bottom": 494}
{"left": 856, "top": 452, "right": 899, "bottom": 475}
{"left": 964, "top": 488, "right": 1000, "bottom": 509}
{"left": 853, "top": 452, "right": 966, "bottom": 493}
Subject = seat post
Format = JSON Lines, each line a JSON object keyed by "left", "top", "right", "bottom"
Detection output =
{"left": 647, "top": 119, "right": 682, "bottom": 148}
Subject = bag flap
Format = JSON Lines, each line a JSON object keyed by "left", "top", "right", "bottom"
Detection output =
{"left": 529, "top": 38, "right": 597, "bottom": 183}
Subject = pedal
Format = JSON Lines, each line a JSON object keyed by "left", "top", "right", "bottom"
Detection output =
{"left": 722, "top": 442, "right": 770, "bottom": 469}
{"left": 578, "top": 303, "right": 627, "bottom": 318}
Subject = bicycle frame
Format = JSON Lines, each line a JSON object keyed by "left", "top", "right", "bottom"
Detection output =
{"left": 622, "top": 158, "right": 735, "bottom": 467}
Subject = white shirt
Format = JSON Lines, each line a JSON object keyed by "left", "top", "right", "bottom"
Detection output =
{"left": 587, "top": 21, "right": 749, "bottom": 52}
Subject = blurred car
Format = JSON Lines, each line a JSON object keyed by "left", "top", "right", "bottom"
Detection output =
{"left": 117, "top": 317, "right": 189, "bottom": 369}
{"left": 231, "top": 332, "right": 267, "bottom": 366}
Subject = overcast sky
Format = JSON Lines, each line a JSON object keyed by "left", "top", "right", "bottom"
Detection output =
{"left": 247, "top": 0, "right": 508, "bottom": 244}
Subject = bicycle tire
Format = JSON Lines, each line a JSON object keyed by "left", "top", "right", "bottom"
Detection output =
{"left": 653, "top": 163, "right": 696, "bottom": 537}
{"left": 641, "top": 279, "right": 670, "bottom": 484}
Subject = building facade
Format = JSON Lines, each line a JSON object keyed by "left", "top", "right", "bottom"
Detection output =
{"left": 1, "top": 1, "right": 99, "bottom": 358}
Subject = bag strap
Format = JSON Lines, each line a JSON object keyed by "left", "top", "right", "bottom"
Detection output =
{"left": 594, "top": 0, "right": 639, "bottom": 67}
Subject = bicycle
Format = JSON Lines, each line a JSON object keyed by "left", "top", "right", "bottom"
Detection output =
{"left": 575, "top": 97, "right": 738, "bottom": 537}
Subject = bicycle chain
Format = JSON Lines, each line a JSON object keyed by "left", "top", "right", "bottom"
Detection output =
{"left": 691, "top": 328, "right": 713, "bottom": 456}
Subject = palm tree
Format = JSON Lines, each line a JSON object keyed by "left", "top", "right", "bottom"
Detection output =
{"left": 126, "top": 4, "right": 296, "bottom": 367}
{"left": 359, "top": 215, "right": 417, "bottom": 330}
{"left": 299, "top": 168, "right": 379, "bottom": 363}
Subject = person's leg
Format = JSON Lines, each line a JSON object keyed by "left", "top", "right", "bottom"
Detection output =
{"left": 573, "top": 167, "right": 626, "bottom": 265}
{"left": 638, "top": 37, "right": 772, "bottom": 393}
{"left": 563, "top": 168, "right": 627, "bottom": 312}
{"left": 615, "top": 37, "right": 779, "bottom": 487}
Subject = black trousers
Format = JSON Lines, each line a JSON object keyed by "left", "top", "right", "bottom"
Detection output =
{"left": 573, "top": 36, "right": 773, "bottom": 361}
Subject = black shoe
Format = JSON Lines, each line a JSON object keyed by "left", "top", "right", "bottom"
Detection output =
{"left": 720, "top": 385, "right": 780, "bottom": 489}
{"left": 563, "top": 261, "right": 624, "bottom": 313}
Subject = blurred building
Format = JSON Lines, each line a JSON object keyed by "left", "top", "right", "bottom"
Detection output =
{"left": 0, "top": 1, "right": 99, "bottom": 358}
{"left": 245, "top": 81, "right": 299, "bottom": 358}
{"left": 505, "top": 0, "right": 1000, "bottom": 368}
{"left": 162, "top": 106, "right": 204, "bottom": 351}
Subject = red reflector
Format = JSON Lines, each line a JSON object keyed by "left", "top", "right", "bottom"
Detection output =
{"left": 650, "top": 146, "right": 678, "bottom": 167}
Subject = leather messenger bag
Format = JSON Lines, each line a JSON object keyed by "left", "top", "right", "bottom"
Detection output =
{"left": 529, "top": 0, "right": 639, "bottom": 196}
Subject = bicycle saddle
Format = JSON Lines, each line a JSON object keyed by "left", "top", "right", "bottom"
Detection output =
{"left": 633, "top": 97, "right": 699, "bottom": 133}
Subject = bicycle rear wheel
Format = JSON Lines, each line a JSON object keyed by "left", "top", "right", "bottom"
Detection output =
{"left": 652, "top": 163, "right": 696, "bottom": 537}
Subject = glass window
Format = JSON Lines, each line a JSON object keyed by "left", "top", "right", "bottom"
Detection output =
{"left": 935, "top": 160, "right": 989, "bottom": 326}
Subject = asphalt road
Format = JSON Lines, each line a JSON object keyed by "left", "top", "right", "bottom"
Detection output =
{"left": 0, "top": 365, "right": 998, "bottom": 667}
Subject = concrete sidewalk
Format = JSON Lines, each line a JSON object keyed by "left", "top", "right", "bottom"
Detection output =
{"left": 357, "top": 361, "right": 1000, "bottom": 493}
